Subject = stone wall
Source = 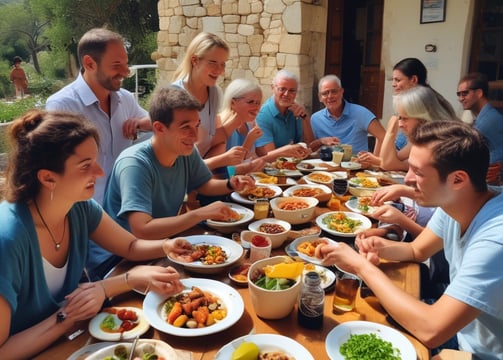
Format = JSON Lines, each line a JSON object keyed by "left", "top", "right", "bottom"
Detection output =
{"left": 154, "top": 0, "right": 328, "bottom": 112}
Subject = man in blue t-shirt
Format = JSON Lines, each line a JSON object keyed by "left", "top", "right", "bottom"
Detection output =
{"left": 95, "top": 86, "right": 255, "bottom": 278}
{"left": 255, "top": 70, "right": 313, "bottom": 159}
{"left": 310, "top": 74, "right": 385, "bottom": 154}
{"left": 457, "top": 72, "right": 503, "bottom": 184}
{"left": 317, "top": 121, "right": 503, "bottom": 359}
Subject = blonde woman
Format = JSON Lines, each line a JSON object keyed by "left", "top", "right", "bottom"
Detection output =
{"left": 172, "top": 32, "right": 247, "bottom": 171}
{"left": 379, "top": 85, "right": 459, "bottom": 171}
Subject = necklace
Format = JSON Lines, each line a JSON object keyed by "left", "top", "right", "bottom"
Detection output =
{"left": 33, "top": 200, "right": 66, "bottom": 251}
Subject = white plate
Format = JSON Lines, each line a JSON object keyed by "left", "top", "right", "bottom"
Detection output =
{"left": 252, "top": 173, "right": 298, "bottom": 187}
{"left": 230, "top": 184, "right": 282, "bottom": 205}
{"left": 348, "top": 177, "right": 380, "bottom": 189}
{"left": 83, "top": 339, "right": 180, "bottom": 360}
{"left": 143, "top": 278, "right": 244, "bottom": 337}
{"left": 88, "top": 306, "right": 149, "bottom": 341}
{"left": 296, "top": 159, "right": 338, "bottom": 172}
{"left": 290, "top": 235, "right": 337, "bottom": 265}
{"left": 316, "top": 211, "right": 372, "bottom": 237}
{"left": 341, "top": 161, "right": 362, "bottom": 170}
{"left": 67, "top": 342, "right": 116, "bottom": 360}
{"left": 303, "top": 264, "right": 336, "bottom": 290}
{"left": 345, "top": 198, "right": 377, "bottom": 215}
{"left": 167, "top": 235, "right": 243, "bottom": 274}
{"left": 205, "top": 203, "right": 254, "bottom": 228}
{"left": 215, "top": 333, "right": 314, "bottom": 360}
{"left": 325, "top": 321, "right": 417, "bottom": 360}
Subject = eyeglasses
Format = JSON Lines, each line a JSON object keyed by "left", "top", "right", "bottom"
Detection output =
{"left": 203, "top": 59, "right": 226, "bottom": 71}
{"left": 320, "top": 88, "right": 340, "bottom": 97}
{"left": 275, "top": 86, "right": 297, "bottom": 95}
{"left": 456, "top": 88, "right": 477, "bottom": 97}
{"left": 397, "top": 115, "right": 410, "bottom": 121}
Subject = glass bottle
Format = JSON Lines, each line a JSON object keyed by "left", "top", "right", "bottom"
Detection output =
{"left": 297, "top": 271, "right": 324, "bottom": 329}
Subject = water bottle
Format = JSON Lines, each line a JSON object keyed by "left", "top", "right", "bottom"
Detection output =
{"left": 297, "top": 271, "right": 325, "bottom": 329}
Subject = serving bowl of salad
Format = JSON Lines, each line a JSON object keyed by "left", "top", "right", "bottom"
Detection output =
{"left": 247, "top": 256, "right": 303, "bottom": 319}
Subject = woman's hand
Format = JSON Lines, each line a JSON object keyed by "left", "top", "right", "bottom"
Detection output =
{"left": 63, "top": 283, "right": 107, "bottom": 323}
{"left": 127, "top": 265, "right": 184, "bottom": 296}
{"left": 242, "top": 126, "right": 263, "bottom": 153}
{"left": 223, "top": 146, "right": 247, "bottom": 165}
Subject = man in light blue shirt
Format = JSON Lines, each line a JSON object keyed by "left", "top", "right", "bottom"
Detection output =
{"left": 310, "top": 74, "right": 385, "bottom": 154}
{"left": 317, "top": 121, "right": 503, "bottom": 359}
{"left": 46, "top": 28, "right": 152, "bottom": 204}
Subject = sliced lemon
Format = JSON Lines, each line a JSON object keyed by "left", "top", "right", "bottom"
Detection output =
{"left": 264, "top": 262, "right": 304, "bottom": 279}
{"left": 231, "top": 342, "right": 260, "bottom": 360}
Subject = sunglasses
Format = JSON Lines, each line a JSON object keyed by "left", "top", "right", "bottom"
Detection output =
{"left": 456, "top": 88, "right": 477, "bottom": 97}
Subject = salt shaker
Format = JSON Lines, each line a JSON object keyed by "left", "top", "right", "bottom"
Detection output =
{"left": 297, "top": 271, "right": 324, "bottom": 329}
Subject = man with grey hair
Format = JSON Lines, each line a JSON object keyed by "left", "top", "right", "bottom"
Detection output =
{"left": 310, "top": 74, "right": 385, "bottom": 154}
{"left": 255, "top": 69, "right": 314, "bottom": 159}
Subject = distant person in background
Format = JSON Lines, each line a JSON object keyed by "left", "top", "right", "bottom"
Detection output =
{"left": 457, "top": 72, "right": 503, "bottom": 184}
{"left": 310, "top": 74, "right": 385, "bottom": 154}
{"left": 46, "top": 28, "right": 151, "bottom": 205}
{"left": 9, "top": 56, "right": 29, "bottom": 99}
{"left": 255, "top": 69, "right": 314, "bottom": 159}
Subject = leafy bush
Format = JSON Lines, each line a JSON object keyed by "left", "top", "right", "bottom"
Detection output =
{"left": 0, "top": 96, "right": 45, "bottom": 124}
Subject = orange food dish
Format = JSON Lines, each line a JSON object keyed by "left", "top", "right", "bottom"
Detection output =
{"left": 278, "top": 199, "right": 310, "bottom": 211}
{"left": 296, "top": 238, "right": 328, "bottom": 257}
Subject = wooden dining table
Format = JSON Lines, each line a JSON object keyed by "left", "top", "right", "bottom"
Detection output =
{"left": 34, "top": 176, "right": 431, "bottom": 360}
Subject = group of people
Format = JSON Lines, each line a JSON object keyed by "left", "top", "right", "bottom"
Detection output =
{"left": 0, "top": 27, "right": 501, "bottom": 359}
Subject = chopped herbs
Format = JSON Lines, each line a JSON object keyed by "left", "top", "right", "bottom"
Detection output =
{"left": 340, "top": 333, "right": 402, "bottom": 360}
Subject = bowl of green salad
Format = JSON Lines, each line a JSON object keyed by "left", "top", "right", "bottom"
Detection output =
{"left": 247, "top": 256, "right": 303, "bottom": 319}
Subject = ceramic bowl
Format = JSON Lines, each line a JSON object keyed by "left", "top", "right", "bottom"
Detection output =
{"left": 248, "top": 218, "right": 291, "bottom": 249}
{"left": 283, "top": 184, "right": 332, "bottom": 203}
{"left": 247, "top": 256, "right": 302, "bottom": 319}
{"left": 269, "top": 196, "right": 319, "bottom": 225}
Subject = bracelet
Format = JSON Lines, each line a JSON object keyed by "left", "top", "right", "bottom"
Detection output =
{"left": 226, "top": 178, "right": 233, "bottom": 190}
{"left": 99, "top": 280, "right": 108, "bottom": 299}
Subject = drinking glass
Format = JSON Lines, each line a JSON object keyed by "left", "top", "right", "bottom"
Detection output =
{"left": 332, "top": 178, "right": 349, "bottom": 197}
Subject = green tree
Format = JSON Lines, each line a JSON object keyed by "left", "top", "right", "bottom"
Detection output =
{"left": 0, "top": 2, "right": 50, "bottom": 74}
{"left": 30, "top": 0, "right": 159, "bottom": 66}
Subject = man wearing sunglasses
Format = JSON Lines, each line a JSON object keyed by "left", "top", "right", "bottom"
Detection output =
{"left": 255, "top": 69, "right": 314, "bottom": 159}
{"left": 457, "top": 73, "right": 503, "bottom": 184}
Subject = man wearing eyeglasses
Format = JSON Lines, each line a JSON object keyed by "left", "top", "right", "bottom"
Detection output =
{"left": 255, "top": 69, "right": 314, "bottom": 159}
{"left": 310, "top": 74, "right": 385, "bottom": 156}
{"left": 457, "top": 72, "right": 503, "bottom": 184}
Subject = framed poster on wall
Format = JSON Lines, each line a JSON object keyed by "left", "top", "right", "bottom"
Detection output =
{"left": 420, "top": 0, "right": 446, "bottom": 24}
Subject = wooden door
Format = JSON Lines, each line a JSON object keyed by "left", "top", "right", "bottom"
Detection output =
{"left": 359, "top": 0, "right": 384, "bottom": 118}
{"left": 324, "top": 0, "right": 344, "bottom": 81}
{"left": 469, "top": 0, "right": 503, "bottom": 111}
{"left": 324, "top": 0, "right": 384, "bottom": 118}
